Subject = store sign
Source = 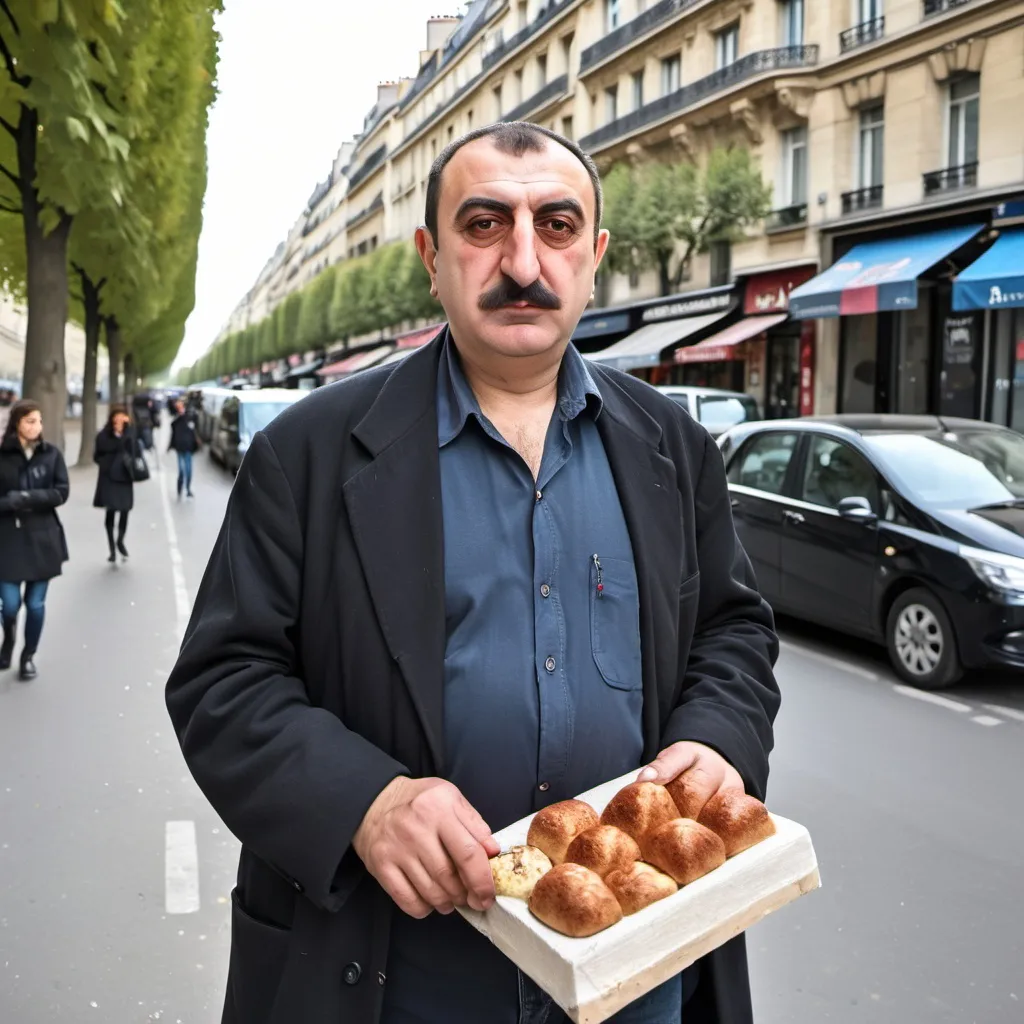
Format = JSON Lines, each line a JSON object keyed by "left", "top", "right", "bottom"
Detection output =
{"left": 641, "top": 289, "right": 733, "bottom": 323}
{"left": 743, "top": 266, "right": 816, "bottom": 316}
{"left": 943, "top": 315, "right": 976, "bottom": 366}
{"left": 799, "top": 322, "right": 815, "bottom": 417}
{"left": 940, "top": 314, "right": 979, "bottom": 419}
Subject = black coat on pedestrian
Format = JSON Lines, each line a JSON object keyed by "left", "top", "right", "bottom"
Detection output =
{"left": 0, "top": 436, "right": 69, "bottom": 582}
{"left": 93, "top": 426, "right": 139, "bottom": 512}
{"left": 168, "top": 412, "right": 201, "bottom": 454}
{"left": 166, "top": 332, "right": 781, "bottom": 1024}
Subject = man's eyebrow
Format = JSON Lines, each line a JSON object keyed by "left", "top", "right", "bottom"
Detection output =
{"left": 535, "top": 199, "right": 585, "bottom": 220}
{"left": 454, "top": 197, "right": 515, "bottom": 221}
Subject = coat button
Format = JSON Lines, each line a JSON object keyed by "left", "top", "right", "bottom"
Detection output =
{"left": 343, "top": 962, "right": 362, "bottom": 986}
{"left": 538, "top": 782, "right": 550, "bottom": 792}
{"left": 378, "top": 971, "right": 386, "bottom": 986}
{"left": 544, "top": 656, "right": 556, "bottom": 672}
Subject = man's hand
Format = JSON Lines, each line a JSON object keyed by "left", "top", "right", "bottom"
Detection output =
{"left": 353, "top": 776, "right": 499, "bottom": 920}
{"left": 637, "top": 741, "right": 744, "bottom": 808}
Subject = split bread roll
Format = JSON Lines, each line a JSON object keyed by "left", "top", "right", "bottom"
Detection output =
{"left": 565, "top": 825, "right": 641, "bottom": 879}
{"left": 666, "top": 773, "right": 711, "bottom": 820}
{"left": 640, "top": 819, "right": 727, "bottom": 886}
{"left": 489, "top": 846, "right": 553, "bottom": 900}
{"left": 527, "top": 799, "right": 600, "bottom": 865}
{"left": 528, "top": 863, "right": 624, "bottom": 937}
{"left": 605, "top": 861, "right": 679, "bottom": 915}
{"left": 599, "top": 782, "right": 679, "bottom": 844}
{"left": 697, "top": 790, "right": 776, "bottom": 857}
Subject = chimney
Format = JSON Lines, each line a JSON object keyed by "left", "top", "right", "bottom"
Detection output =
{"left": 425, "top": 14, "right": 460, "bottom": 53}
{"left": 376, "top": 81, "right": 400, "bottom": 110}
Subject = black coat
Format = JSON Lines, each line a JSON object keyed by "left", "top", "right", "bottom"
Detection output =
{"left": 93, "top": 426, "right": 139, "bottom": 511}
{"left": 166, "top": 333, "right": 781, "bottom": 1024}
{"left": 0, "top": 436, "right": 69, "bottom": 582}
{"left": 168, "top": 413, "right": 201, "bottom": 454}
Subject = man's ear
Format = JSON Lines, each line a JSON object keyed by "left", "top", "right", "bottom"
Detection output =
{"left": 415, "top": 226, "right": 440, "bottom": 298}
{"left": 594, "top": 228, "right": 610, "bottom": 274}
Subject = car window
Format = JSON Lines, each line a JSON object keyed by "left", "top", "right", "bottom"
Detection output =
{"left": 666, "top": 393, "right": 690, "bottom": 414}
{"left": 697, "top": 395, "right": 759, "bottom": 435}
{"left": 727, "top": 432, "right": 799, "bottom": 495}
{"left": 221, "top": 399, "right": 239, "bottom": 430}
{"left": 801, "top": 437, "right": 881, "bottom": 511}
{"left": 239, "top": 401, "right": 296, "bottom": 437}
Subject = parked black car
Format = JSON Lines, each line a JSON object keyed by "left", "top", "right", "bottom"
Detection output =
{"left": 718, "top": 415, "right": 1024, "bottom": 689}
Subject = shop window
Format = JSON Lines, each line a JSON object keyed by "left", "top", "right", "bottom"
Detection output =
{"left": 715, "top": 24, "right": 739, "bottom": 69}
{"left": 661, "top": 55, "right": 681, "bottom": 95}
{"left": 841, "top": 314, "right": 879, "bottom": 413}
{"left": 858, "top": 105, "right": 884, "bottom": 189}
{"left": 728, "top": 432, "right": 799, "bottom": 494}
{"left": 947, "top": 74, "right": 979, "bottom": 169}
{"left": 896, "top": 301, "right": 931, "bottom": 415}
{"left": 709, "top": 241, "right": 731, "bottom": 287}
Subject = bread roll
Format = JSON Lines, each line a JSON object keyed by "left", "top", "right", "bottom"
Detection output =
{"left": 489, "top": 846, "right": 552, "bottom": 900}
{"left": 528, "top": 863, "right": 623, "bottom": 937}
{"left": 565, "top": 825, "right": 641, "bottom": 879}
{"left": 605, "top": 861, "right": 678, "bottom": 915}
{"left": 640, "top": 818, "right": 726, "bottom": 886}
{"left": 600, "top": 782, "right": 679, "bottom": 844}
{"left": 697, "top": 790, "right": 776, "bottom": 857}
{"left": 666, "top": 773, "right": 710, "bottom": 820}
{"left": 527, "top": 799, "right": 600, "bottom": 865}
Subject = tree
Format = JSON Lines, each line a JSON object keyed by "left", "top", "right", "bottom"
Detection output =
{"left": 296, "top": 266, "right": 336, "bottom": 351}
{"left": 602, "top": 148, "right": 773, "bottom": 296}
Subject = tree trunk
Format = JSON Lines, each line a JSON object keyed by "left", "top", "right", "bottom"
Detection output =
{"left": 76, "top": 271, "right": 103, "bottom": 467}
{"left": 124, "top": 352, "right": 135, "bottom": 402}
{"left": 106, "top": 317, "right": 122, "bottom": 404}
{"left": 16, "top": 106, "right": 73, "bottom": 452}
{"left": 657, "top": 253, "right": 672, "bottom": 297}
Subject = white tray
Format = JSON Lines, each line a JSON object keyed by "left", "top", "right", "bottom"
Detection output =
{"left": 458, "top": 772, "right": 820, "bottom": 1023}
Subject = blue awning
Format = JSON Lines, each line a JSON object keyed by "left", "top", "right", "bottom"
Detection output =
{"left": 573, "top": 310, "right": 631, "bottom": 342}
{"left": 953, "top": 228, "right": 1024, "bottom": 311}
{"left": 789, "top": 224, "right": 983, "bottom": 319}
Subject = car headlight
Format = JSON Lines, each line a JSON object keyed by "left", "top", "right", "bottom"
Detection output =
{"left": 960, "top": 545, "right": 1024, "bottom": 595}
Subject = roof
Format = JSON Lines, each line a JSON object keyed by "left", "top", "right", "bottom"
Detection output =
{"left": 733, "top": 414, "right": 1003, "bottom": 437}
{"left": 655, "top": 386, "right": 752, "bottom": 400}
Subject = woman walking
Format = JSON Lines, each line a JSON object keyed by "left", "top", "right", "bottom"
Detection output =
{"left": 93, "top": 405, "right": 141, "bottom": 563}
{"left": 0, "top": 401, "right": 70, "bottom": 681}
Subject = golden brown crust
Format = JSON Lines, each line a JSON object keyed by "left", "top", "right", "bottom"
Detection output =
{"left": 489, "top": 846, "right": 553, "bottom": 900}
{"left": 605, "top": 862, "right": 679, "bottom": 915}
{"left": 599, "top": 782, "right": 680, "bottom": 844}
{"left": 526, "top": 799, "right": 600, "bottom": 865}
{"left": 665, "top": 774, "right": 711, "bottom": 820}
{"left": 640, "top": 819, "right": 727, "bottom": 886}
{"left": 565, "top": 825, "right": 641, "bottom": 878}
{"left": 528, "top": 863, "right": 624, "bottom": 937}
{"left": 697, "top": 791, "right": 776, "bottom": 857}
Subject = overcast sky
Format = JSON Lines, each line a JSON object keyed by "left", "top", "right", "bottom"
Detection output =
{"left": 176, "top": 0, "right": 448, "bottom": 369}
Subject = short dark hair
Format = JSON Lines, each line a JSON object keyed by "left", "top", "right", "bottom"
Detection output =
{"left": 424, "top": 122, "right": 603, "bottom": 247}
{"left": 3, "top": 399, "right": 41, "bottom": 444}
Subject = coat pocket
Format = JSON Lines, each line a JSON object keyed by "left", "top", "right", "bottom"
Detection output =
{"left": 589, "top": 555, "right": 643, "bottom": 691}
{"left": 224, "top": 888, "right": 292, "bottom": 1024}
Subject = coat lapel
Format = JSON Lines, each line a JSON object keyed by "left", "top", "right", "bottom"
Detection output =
{"left": 594, "top": 369, "right": 684, "bottom": 760}
{"left": 343, "top": 334, "right": 448, "bottom": 773}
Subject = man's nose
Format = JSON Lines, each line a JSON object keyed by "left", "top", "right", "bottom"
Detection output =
{"left": 499, "top": 215, "right": 541, "bottom": 288}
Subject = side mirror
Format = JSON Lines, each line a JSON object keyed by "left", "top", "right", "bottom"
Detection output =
{"left": 837, "top": 496, "right": 877, "bottom": 524}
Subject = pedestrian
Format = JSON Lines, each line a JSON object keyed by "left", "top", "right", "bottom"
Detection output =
{"left": 93, "top": 405, "right": 141, "bottom": 563}
{"left": 168, "top": 398, "right": 200, "bottom": 498}
{"left": 131, "top": 392, "right": 155, "bottom": 451}
{"left": 166, "top": 123, "right": 780, "bottom": 1024}
{"left": 0, "top": 400, "right": 69, "bottom": 681}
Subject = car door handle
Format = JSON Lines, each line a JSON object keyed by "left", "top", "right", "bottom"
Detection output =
{"left": 783, "top": 510, "right": 805, "bottom": 525}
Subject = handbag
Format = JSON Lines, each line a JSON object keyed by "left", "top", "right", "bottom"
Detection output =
{"left": 121, "top": 424, "right": 150, "bottom": 483}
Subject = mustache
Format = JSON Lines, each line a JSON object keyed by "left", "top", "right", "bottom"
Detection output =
{"left": 478, "top": 276, "right": 562, "bottom": 311}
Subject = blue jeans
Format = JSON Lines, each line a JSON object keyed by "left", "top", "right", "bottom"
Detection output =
{"left": 518, "top": 971, "right": 684, "bottom": 1024}
{"left": 176, "top": 451, "right": 193, "bottom": 494}
{"left": 0, "top": 580, "right": 49, "bottom": 653}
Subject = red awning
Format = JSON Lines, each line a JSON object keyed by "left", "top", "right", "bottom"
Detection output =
{"left": 395, "top": 323, "right": 446, "bottom": 349}
{"left": 673, "top": 314, "right": 788, "bottom": 364}
{"left": 319, "top": 344, "right": 395, "bottom": 379}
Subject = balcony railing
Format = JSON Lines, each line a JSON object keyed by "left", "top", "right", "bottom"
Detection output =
{"left": 923, "top": 0, "right": 973, "bottom": 16}
{"left": 580, "top": 0, "right": 700, "bottom": 74}
{"left": 840, "top": 16, "right": 885, "bottom": 52}
{"left": 579, "top": 46, "right": 819, "bottom": 152}
{"left": 483, "top": 0, "right": 576, "bottom": 71}
{"left": 923, "top": 161, "right": 978, "bottom": 196}
{"left": 502, "top": 74, "right": 570, "bottom": 123}
{"left": 766, "top": 204, "right": 808, "bottom": 231}
{"left": 346, "top": 144, "right": 387, "bottom": 193}
{"left": 841, "top": 184, "right": 883, "bottom": 214}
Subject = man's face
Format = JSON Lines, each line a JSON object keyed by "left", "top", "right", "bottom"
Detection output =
{"left": 416, "top": 136, "right": 609, "bottom": 363}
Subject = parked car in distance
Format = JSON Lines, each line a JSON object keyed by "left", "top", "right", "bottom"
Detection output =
{"left": 197, "top": 387, "right": 235, "bottom": 444}
{"left": 655, "top": 386, "right": 761, "bottom": 438}
{"left": 209, "top": 388, "right": 306, "bottom": 474}
{"left": 718, "top": 414, "right": 1024, "bottom": 689}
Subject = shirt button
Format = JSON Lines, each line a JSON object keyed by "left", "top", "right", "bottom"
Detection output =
{"left": 544, "top": 656, "right": 556, "bottom": 672}
{"left": 540, "top": 584, "right": 551, "bottom": 598}
{"left": 538, "top": 782, "right": 550, "bottom": 792}
{"left": 535, "top": 490, "right": 542, "bottom": 502}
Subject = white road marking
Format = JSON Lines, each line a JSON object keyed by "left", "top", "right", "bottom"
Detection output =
{"left": 778, "top": 639, "right": 881, "bottom": 681}
{"left": 155, "top": 450, "right": 191, "bottom": 636}
{"left": 971, "top": 715, "right": 1004, "bottom": 727}
{"left": 983, "top": 703, "right": 1024, "bottom": 724}
{"left": 892, "top": 684, "right": 972, "bottom": 713}
{"left": 165, "top": 820, "right": 200, "bottom": 914}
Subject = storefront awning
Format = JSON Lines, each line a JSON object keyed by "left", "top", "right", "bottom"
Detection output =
{"left": 394, "top": 323, "right": 446, "bottom": 348}
{"left": 573, "top": 309, "right": 632, "bottom": 343}
{"left": 286, "top": 358, "right": 324, "bottom": 379}
{"left": 319, "top": 344, "right": 395, "bottom": 380}
{"left": 789, "top": 224, "right": 983, "bottom": 319}
{"left": 587, "top": 311, "right": 729, "bottom": 371}
{"left": 674, "top": 314, "right": 788, "bottom": 364}
{"left": 953, "top": 228, "right": 1024, "bottom": 311}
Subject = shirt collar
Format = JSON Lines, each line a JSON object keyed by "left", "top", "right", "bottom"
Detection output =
{"left": 437, "top": 333, "right": 603, "bottom": 449}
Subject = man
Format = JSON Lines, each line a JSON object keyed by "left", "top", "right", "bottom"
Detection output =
{"left": 167, "top": 399, "right": 200, "bottom": 498}
{"left": 166, "top": 123, "right": 780, "bottom": 1024}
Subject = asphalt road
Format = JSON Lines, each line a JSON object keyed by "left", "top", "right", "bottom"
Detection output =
{"left": 1, "top": 424, "right": 1021, "bottom": 1023}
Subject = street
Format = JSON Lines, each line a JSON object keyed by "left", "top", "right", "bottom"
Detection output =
{"left": 1, "top": 427, "right": 1022, "bottom": 1023}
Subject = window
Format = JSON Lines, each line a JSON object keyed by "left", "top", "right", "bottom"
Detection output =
{"left": 538, "top": 53, "right": 548, "bottom": 88}
{"left": 858, "top": 0, "right": 883, "bottom": 21}
{"left": 802, "top": 437, "right": 880, "bottom": 511}
{"left": 447, "top": 125, "right": 454, "bottom": 141}
{"left": 605, "top": 0, "right": 621, "bottom": 31}
{"left": 858, "top": 105, "right": 884, "bottom": 188}
{"left": 709, "top": 241, "right": 731, "bottom": 287}
{"left": 605, "top": 85, "right": 618, "bottom": 123}
{"left": 661, "top": 55, "right": 681, "bottom": 95}
{"left": 632, "top": 70, "right": 645, "bottom": 110}
{"left": 561, "top": 115, "right": 574, "bottom": 140}
{"left": 948, "top": 74, "right": 979, "bottom": 167}
{"left": 727, "top": 432, "right": 799, "bottom": 494}
{"left": 781, "top": 126, "right": 808, "bottom": 205}
{"left": 493, "top": 84, "right": 503, "bottom": 116}
{"left": 715, "top": 24, "right": 739, "bottom": 69}
{"left": 561, "top": 34, "right": 574, "bottom": 71}
{"left": 467, "top": 108, "right": 474, "bottom": 129}
{"left": 518, "top": 0, "right": 528, "bottom": 29}
{"left": 780, "top": 0, "right": 804, "bottom": 45}
{"left": 514, "top": 68, "right": 524, "bottom": 105}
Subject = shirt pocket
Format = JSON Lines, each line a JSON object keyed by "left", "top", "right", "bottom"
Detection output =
{"left": 589, "top": 555, "right": 643, "bottom": 691}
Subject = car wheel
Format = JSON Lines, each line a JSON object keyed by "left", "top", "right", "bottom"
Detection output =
{"left": 886, "top": 588, "right": 962, "bottom": 690}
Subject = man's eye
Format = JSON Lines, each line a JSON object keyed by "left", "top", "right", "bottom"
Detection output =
{"left": 472, "top": 219, "right": 497, "bottom": 231}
